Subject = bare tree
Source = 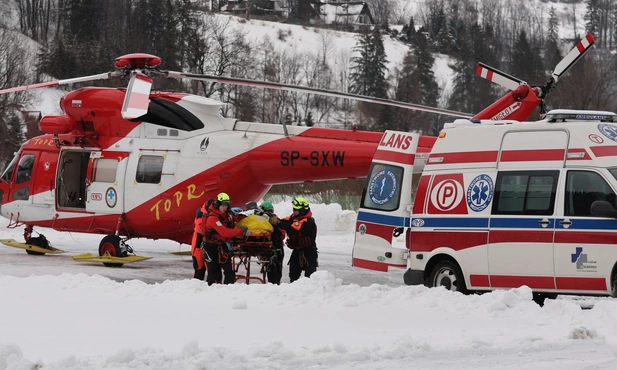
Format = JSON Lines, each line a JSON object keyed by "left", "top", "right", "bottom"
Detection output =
{"left": 185, "top": 14, "right": 251, "bottom": 100}
{"left": 318, "top": 28, "right": 335, "bottom": 66}
{"left": 548, "top": 50, "right": 617, "bottom": 113}
{"left": 16, "top": 0, "right": 54, "bottom": 44}
{"left": 0, "top": 29, "right": 31, "bottom": 170}
{"left": 365, "top": 0, "right": 393, "bottom": 27}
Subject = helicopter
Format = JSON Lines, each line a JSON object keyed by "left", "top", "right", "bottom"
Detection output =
{"left": 0, "top": 33, "right": 595, "bottom": 266}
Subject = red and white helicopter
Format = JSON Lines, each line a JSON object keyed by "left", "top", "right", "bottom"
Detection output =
{"left": 0, "top": 33, "right": 595, "bottom": 265}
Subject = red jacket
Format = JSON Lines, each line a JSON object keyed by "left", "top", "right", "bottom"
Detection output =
{"left": 204, "top": 205, "right": 243, "bottom": 243}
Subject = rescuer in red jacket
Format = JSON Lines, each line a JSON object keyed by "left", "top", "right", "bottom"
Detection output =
{"left": 203, "top": 192, "right": 248, "bottom": 285}
{"left": 191, "top": 198, "right": 214, "bottom": 280}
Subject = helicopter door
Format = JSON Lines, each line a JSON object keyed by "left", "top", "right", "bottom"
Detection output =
{"left": 85, "top": 151, "right": 128, "bottom": 214}
{"left": 8, "top": 151, "right": 37, "bottom": 204}
{"left": 352, "top": 131, "right": 420, "bottom": 272}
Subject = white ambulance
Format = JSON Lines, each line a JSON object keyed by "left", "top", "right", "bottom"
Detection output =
{"left": 352, "top": 109, "right": 617, "bottom": 301}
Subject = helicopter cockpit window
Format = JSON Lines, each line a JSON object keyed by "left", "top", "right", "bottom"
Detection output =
{"left": 1, "top": 154, "right": 18, "bottom": 183}
{"left": 15, "top": 154, "right": 35, "bottom": 184}
{"left": 136, "top": 155, "right": 164, "bottom": 184}
{"left": 133, "top": 98, "right": 204, "bottom": 131}
{"left": 93, "top": 158, "right": 118, "bottom": 183}
{"left": 12, "top": 186, "right": 29, "bottom": 200}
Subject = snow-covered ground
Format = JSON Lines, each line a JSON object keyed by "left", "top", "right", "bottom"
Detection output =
{"left": 1, "top": 201, "right": 617, "bottom": 369}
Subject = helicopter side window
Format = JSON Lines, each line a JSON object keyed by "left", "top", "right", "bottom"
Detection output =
{"left": 15, "top": 154, "right": 35, "bottom": 184}
{"left": 136, "top": 155, "right": 164, "bottom": 184}
{"left": 93, "top": 159, "right": 118, "bottom": 183}
{"left": 1, "top": 154, "right": 18, "bottom": 183}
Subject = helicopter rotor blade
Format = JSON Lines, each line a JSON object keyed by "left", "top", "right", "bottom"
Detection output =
{"left": 165, "top": 71, "right": 473, "bottom": 119}
{"left": 476, "top": 62, "right": 524, "bottom": 91}
{"left": 0, "top": 72, "right": 119, "bottom": 95}
{"left": 552, "top": 33, "right": 595, "bottom": 82}
{"left": 121, "top": 71, "right": 152, "bottom": 120}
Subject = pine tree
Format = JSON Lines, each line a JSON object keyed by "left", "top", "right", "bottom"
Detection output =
{"left": 511, "top": 30, "right": 544, "bottom": 86}
{"left": 400, "top": 16, "right": 416, "bottom": 44}
{"left": 585, "top": 0, "right": 600, "bottom": 42}
{"left": 349, "top": 30, "right": 373, "bottom": 96}
{"left": 391, "top": 49, "right": 421, "bottom": 132}
{"left": 305, "top": 111, "right": 315, "bottom": 127}
{"left": 545, "top": 6, "right": 563, "bottom": 72}
{"left": 448, "top": 23, "right": 499, "bottom": 114}
{"left": 349, "top": 26, "right": 389, "bottom": 99}
{"left": 369, "top": 26, "right": 389, "bottom": 99}
{"left": 391, "top": 32, "right": 440, "bottom": 134}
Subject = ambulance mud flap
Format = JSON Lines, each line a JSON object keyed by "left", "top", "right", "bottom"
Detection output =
{"left": 352, "top": 131, "right": 419, "bottom": 272}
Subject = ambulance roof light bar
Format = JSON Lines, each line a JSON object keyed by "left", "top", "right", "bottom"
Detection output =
{"left": 444, "top": 119, "right": 520, "bottom": 129}
{"left": 546, "top": 109, "right": 617, "bottom": 123}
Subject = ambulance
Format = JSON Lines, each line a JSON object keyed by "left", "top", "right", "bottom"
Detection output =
{"left": 352, "top": 109, "right": 617, "bottom": 300}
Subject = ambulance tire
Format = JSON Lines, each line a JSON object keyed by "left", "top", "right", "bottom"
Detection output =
{"left": 611, "top": 269, "right": 617, "bottom": 298}
{"left": 532, "top": 293, "right": 557, "bottom": 307}
{"left": 428, "top": 260, "right": 467, "bottom": 294}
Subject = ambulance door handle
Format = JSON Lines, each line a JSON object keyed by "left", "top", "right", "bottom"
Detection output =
{"left": 559, "top": 219, "right": 572, "bottom": 227}
{"left": 538, "top": 219, "right": 550, "bottom": 227}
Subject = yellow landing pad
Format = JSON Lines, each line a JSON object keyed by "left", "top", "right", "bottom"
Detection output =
{"left": 70, "top": 253, "right": 152, "bottom": 264}
{"left": 167, "top": 250, "right": 191, "bottom": 256}
{"left": 0, "top": 239, "right": 66, "bottom": 254}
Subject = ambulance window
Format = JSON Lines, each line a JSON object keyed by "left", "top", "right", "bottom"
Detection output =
{"left": 361, "top": 163, "right": 404, "bottom": 211}
{"left": 93, "top": 159, "right": 118, "bottom": 183}
{"left": 1, "top": 154, "right": 18, "bottom": 183}
{"left": 492, "top": 171, "right": 558, "bottom": 215}
{"left": 15, "top": 155, "right": 35, "bottom": 184}
{"left": 565, "top": 171, "right": 617, "bottom": 217}
{"left": 136, "top": 155, "right": 164, "bottom": 184}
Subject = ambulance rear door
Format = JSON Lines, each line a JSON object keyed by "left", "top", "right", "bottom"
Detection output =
{"left": 352, "top": 131, "right": 420, "bottom": 271}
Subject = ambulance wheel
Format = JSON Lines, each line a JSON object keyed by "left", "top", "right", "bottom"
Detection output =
{"left": 25, "top": 236, "right": 49, "bottom": 256}
{"left": 99, "top": 235, "right": 124, "bottom": 268}
{"left": 532, "top": 293, "right": 557, "bottom": 306}
{"left": 611, "top": 267, "right": 617, "bottom": 298}
{"left": 428, "top": 260, "right": 467, "bottom": 293}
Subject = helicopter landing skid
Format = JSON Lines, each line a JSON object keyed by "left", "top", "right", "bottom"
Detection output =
{"left": 70, "top": 252, "right": 152, "bottom": 265}
{"left": 0, "top": 239, "right": 66, "bottom": 254}
{"left": 167, "top": 250, "right": 191, "bottom": 256}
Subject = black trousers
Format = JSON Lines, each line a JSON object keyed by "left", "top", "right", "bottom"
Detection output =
{"left": 192, "top": 256, "right": 206, "bottom": 280}
{"left": 204, "top": 244, "right": 236, "bottom": 285}
{"left": 289, "top": 247, "right": 318, "bottom": 282}
{"left": 266, "top": 248, "right": 285, "bottom": 285}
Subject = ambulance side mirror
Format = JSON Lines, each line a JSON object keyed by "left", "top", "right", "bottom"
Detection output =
{"left": 590, "top": 200, "right": 617, "bottom": 218}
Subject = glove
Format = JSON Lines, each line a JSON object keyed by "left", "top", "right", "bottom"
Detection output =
{"left": 269, "top": 215, "right": 279, "bottom": 225}
{"left": 240, "top": 226, "right": 250, "bottom": 236}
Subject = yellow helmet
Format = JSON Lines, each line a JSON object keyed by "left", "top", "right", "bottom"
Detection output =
{"left": 217, "top": 192, "right": 230, "bottom": 202}
{"left": 291, "top": 197, "right": 310, "bottom": 211}
{"left": 215, "top": 192, "right": 231, "bottom": 208}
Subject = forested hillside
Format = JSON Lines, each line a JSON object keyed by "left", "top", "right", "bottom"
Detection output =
{"left": 1, "top": 0, "right": 616, "bottom": 174}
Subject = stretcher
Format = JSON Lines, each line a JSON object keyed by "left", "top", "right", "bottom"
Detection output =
{"left": 232, "top": 234, "right": 274, "bottom": 284}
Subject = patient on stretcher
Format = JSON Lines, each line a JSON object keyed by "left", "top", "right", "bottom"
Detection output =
{"left": 235, "top": 213, "right": 274, "bottom": 236}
